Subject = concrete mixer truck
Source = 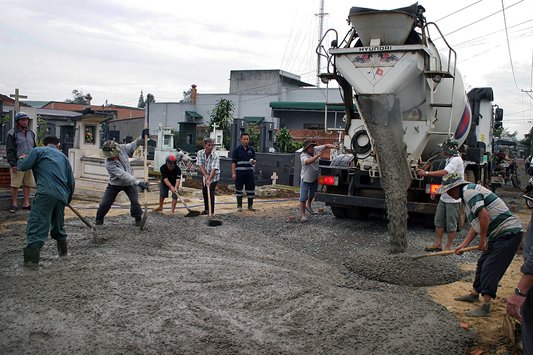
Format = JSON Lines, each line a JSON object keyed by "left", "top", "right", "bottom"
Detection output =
{"left": 315, "top": 3, "right": 501, "bottom": 226}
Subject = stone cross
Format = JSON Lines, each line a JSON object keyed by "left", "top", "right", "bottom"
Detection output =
{"left": 10, "top": 88, "right": 27, "bottom": 113}
{"left": 271, "top": 172, "right": 278, "bottom": 186}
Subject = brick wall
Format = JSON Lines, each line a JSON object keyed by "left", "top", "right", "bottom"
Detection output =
{"left": 0, "top": 166, "right": 10, "bottom": 188}
{"left": 281, "top": 129, "right": 345, "bottom": 146}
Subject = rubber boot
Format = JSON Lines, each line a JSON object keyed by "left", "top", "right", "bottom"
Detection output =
{"left": 57, "top": 239, "right": 68, "bottom": 256}
{"left": 466, "top": 303, "right": 491, "bottom": 317}
{"left": 237, "top": 196, "right": 243, "bottom": 212}
{"left": 454, "top": 293, "right": 480, "bottom": 303}
{"left": 23, "top": 247, "right": 40, "bottom": 264}
{"left": 248, "top": 198, "right": 256, "bottom": 211}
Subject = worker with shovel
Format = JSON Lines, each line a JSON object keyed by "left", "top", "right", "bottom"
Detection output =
{"left": 17, "top": 136, "right": 75, "bottom": 264}
{"left": 152, "top": 155, "right": 181, "bottom": 214}
{"left": 96, "top": 129, "right": 150, "bottom": 226}
{"left": 435, "top": 173, "right": 523, "bottom": 317}
{"left": 197, "top": 137, "right": 220, "bottom": 215}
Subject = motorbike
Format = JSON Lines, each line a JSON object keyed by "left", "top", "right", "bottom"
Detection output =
{"left": 494, "top": 160, "right": 521, "bottom": 188}
{"left": 524, "top": 177, "right": 533, "bottom": 209}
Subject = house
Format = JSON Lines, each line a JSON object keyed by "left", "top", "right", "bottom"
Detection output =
{"left": 148, "top": 69, "right": 347, "bottom": 132}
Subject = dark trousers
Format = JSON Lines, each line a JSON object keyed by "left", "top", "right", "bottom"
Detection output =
{"left": 96, "top": 184, "right": 142, "bottom": 221}
{"left": 202, "top": 182, "right": 217, "bottom": 214}
{"left": 235, "top": 170, "right": 255, "bottom": 198}
{"left": 26, "top": 193, "right": 66, "bottom": 248}
{"left": 473, "top": 231, "right": 523, "bottom": 298}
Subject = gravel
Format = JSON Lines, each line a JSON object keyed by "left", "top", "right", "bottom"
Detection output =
{"left": 0, "top": 200, "right": 479, "bottom": 354}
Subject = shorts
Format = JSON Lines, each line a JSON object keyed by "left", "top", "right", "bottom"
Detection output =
{"left": 434, "top": 199, "right": 461, "bottom": 232}
{"left": 159, "top": 183, "right": 178, "bottom": 199}
{"left": 300, "top": 179, "right": 318, "bottom": 202}
{"left": 10, "top": 168, "right": 34, "bottom": 188}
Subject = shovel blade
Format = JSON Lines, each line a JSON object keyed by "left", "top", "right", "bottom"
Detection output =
{"left": 185, "top": 210, "right": 201, "bottom": 217}
{"left": 208, "top": 219, "right": 222, "bottom": 226}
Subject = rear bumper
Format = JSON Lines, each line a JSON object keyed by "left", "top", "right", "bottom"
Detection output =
{"left": 315, "top": 192, "right": 437, "bottom": 214}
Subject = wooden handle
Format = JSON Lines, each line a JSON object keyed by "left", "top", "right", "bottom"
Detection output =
{"left": 428, "top": 246, "right": 479, "bottom": 257}
{"left": 68, "top": 204, "right": 93, "bottom": 229}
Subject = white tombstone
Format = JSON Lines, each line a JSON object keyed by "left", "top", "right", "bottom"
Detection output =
{"left": 210, "top": 122, "right": 229, "bottom": 157}
{"left": 153, "top": 123, "right": 178, "bottom": 172}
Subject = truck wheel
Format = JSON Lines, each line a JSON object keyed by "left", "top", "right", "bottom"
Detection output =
{"left": 331, "top": 207, "right": 349, "bottom": 218}
{"left": 347, "top": 206, "right": 370, "bottom": 220}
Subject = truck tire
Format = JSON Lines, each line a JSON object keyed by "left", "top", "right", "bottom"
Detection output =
{"left": 347, "top": 206, "right": 370, "bottom": 220}
{"left": 331, "top": 207, "right": 349, "bottom": 218}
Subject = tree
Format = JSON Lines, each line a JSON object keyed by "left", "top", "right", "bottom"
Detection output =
{"left": 66, "top": 89, "right": 92, "bottom": 105}
{"left": 521, "top": 126, "right": 533, "bottom": 157}
{"left": 145, "top": 93, "right": 155, "bottom": 105}
{"left": 138, "top": 90, "right": 145, "bottom": 108}
{"left": 247, "top": 123, "right": 260, "bottom": 149}
{"left": 208, "top": 98, "right": 235, "bottom": 150}
{"left": 275, "top": 127, "right": 301, "bottom": 153}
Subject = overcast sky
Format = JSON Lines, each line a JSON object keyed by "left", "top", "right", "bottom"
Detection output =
{"left": 1, "top": 0, "right": 532, "bottom": 137}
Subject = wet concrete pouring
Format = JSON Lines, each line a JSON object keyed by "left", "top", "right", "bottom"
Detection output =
{"left": 0, "top": 192, "right": 482, "bottom": 355}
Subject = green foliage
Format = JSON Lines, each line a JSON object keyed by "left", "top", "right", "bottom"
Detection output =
{"left": 275, "top": 127, "right": 301, "bottom": 153}
{"left": 66, "top": 89, "right": 92, "bottom": 105}
{"left": 171, "top": 129, "right": 180, "bottom": 150}
{"left": 138, "top": 90, "right": 145, "bottom": 108}
{"left": 208, "top": 98, "right": 235, "bottom": 150}
{"left": 1, "top": 115, "right": 9, "bottom": 123}
{"left": 247, "top": 124, "right": 260, "bottom": 150}
{"left": 521, "top": 126, "right": 533, "bottom": 157}
{"left": 145, "top": 93, "right": 155, "bottom": 105}
{"left": 36, "top": 123, "right": 48, "bottom": 147}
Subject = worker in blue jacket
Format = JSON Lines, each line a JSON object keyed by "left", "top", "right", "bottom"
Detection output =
{"left": 17, "top": 136, "right": 75, "bottom": 264}
{"left": 232, "top": 132, "right": 256, "bottom": 211}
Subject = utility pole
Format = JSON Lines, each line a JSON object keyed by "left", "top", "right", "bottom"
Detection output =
{"left": 10, "top": 88, "right": 27, "bottom": 114}
{"left": 315, "top": 0, "right": 328, "bottom": 87}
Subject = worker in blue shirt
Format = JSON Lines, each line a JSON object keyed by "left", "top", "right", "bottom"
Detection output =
{"left": 232, "top": 132, "right": 256, "bottom": 211}
{"left": 17, "top": 136, "right": 75, "bottom": 264}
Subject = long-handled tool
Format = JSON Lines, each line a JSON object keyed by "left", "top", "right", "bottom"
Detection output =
{"left": 206, "top": 185, "right": 222, "bottom": 226}
{"left": 176, "top": 192, "right": 200, "bottom": 217}
{"left": 139, "top": 122, "right": 149, "bottom": 231}
{"left": 68, "top": 204, "right": 100, "bottom": 244}
{"left": 412, "top": 246, "right": 478, "bottom": 260}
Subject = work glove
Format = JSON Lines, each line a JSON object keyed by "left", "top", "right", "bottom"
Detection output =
{"left": 138, "top": 182, "right": 149, "bottom": 191}
{"left": 141, "top": 128, "right": 150, "bottom": 140}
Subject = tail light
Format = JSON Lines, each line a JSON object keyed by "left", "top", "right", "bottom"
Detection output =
{"left": 319, "top": 175, "right": 339, "bottom": 186}
{"left": 426, "top": 184, "right": 440, "bottom": 194}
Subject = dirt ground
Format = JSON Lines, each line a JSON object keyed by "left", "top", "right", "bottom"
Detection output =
{"left": 0, "top": 173, "right": 530, "bottom": 354}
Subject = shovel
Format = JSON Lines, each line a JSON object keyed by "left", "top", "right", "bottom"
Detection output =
{"left": 68, "top": 204, "right": 100, "bottom": 244}
{"left": 176, "top": 192, "right": 200, "bottom": 217}
{"left": 206, "top": 184, "right": 222, "bottom": 226}
{"left": 139, "top": 126, "right": 149, "bottom": 231}
{"left": 412, "top": 246, "right": 478, "bottom": 260}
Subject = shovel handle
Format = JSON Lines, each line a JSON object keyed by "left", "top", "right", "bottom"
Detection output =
{"left": 176, "top": 192, "right": 190, "bottom": 211}
{"left": 430, "top": 246, "right": 479, "bottom": 256}
{"left": 412, "top": 246, "right": 479, "bottom": 260}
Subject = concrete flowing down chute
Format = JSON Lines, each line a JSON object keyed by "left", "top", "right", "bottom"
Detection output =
{"left": 315, "top": 3, "right": 500, "bottom": 254}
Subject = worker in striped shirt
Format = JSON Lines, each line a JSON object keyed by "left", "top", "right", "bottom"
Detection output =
{"left": 435, "top": 173, "right": 523, "bottom": 317}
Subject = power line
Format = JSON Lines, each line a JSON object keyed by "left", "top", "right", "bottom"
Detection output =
{"left": 434, "top": 0, "right": 484, "bottom": 22}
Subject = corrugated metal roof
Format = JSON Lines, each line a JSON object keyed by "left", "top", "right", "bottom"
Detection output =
{"left": 243, "top": 116, "right": 264, "bottom": 122}
{"left": 185, "top": 111, "right": 203, "bottom": 118}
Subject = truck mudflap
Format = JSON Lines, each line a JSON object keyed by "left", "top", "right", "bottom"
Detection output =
{"left": 315, "top": 192, "right": 437, "bottom": 214}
